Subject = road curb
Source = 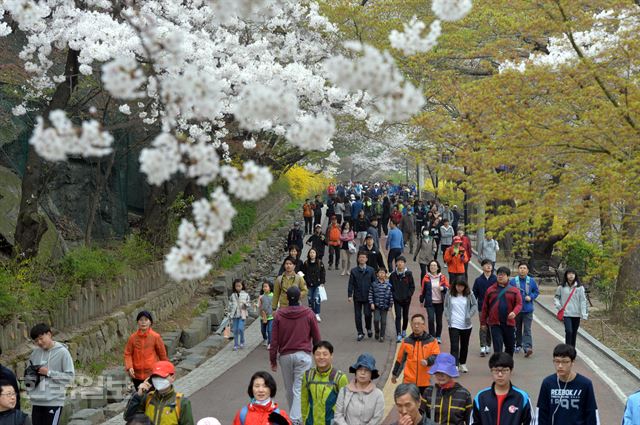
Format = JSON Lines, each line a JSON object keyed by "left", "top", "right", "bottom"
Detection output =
{"left": 535, "top": 298, "right": 640, "bottom": 383}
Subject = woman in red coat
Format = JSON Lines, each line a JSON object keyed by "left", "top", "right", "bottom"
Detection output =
{"left": 232, "top": 371, "right": 291, "bottom": 425}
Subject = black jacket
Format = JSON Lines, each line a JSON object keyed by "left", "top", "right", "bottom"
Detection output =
{"left": 361, "top": 245, "right": 385, "bottom": 270}
{"left": 348, "top": 266, "right": 377, "bottom": 302}
{"left": 307, "top": 234, "right": 326, "bottom": 257}
{"left": 278, "top": 258, "right": 303, "bottom": 276}
{"left": 0, "top": 410, "right": 30, "bottom": 425}
{"left": 354, "top": 217, "right": 369, "bottom": 232}
{"left": 0, "top": 364, "right": 20, "bottom": 410}
{"left": 301, "top": 261, "right": 325, "bottom": 288}
{"left": 472, "top": 383, "right": 532, "bottom": 425}
{"left": 287, "top": 228, "right": 304, "bottom": 251}
{"left": 389, "top": 269, "right": 415, "bottom": 303}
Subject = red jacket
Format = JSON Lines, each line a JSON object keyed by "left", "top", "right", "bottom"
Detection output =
{"left": 123, "top": 329, "right": 169, "bottom": 380}
{"left": 444, "top": 246, "right": 469, "bottom": 274}
{"left": 232, "top": 401, "right": 291, "bottom": 425}
{"left": 270, "top": 306, "right": 321, "bottom": 367}
{"left": 460, "top": 235, "right": 472, "bottom": 260}
{"left": 480, "top": 283, "right": 523, "bottom": 327}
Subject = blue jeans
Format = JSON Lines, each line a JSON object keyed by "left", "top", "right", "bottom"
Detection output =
{"left": 261, "top": 319, "right": 273, "bottom": 343}
{"left": 232, "top": 318, "right": 245, "bottom": 347}
{"left": 308, "top": 286, "right": 321, "bottom": 314}
{"left": 515, "top": 311, "right": 533, "bottom": 350}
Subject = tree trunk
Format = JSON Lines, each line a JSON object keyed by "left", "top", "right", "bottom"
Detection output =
{"left": 141, "top": 179, "right": 190, "bottom": 247}
{"left": 84, "top": 153, "right": 116, "bottom": 246}
{"left": 611, "top": 209, "right": 640, "bottom": 323}
{"left": 14, "top": 48, "right": 80, "bottom": 259}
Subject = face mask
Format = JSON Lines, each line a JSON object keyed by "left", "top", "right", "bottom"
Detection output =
{"left": 151, "top": 377, "right": 171, "bottom": 391}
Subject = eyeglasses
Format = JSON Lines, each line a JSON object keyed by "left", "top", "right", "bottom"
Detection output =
{"left": 0, "top": 392, "right": 17, "bottom": 398}
{"left": 490, "top": 368, "right": 511, "bottom": 375}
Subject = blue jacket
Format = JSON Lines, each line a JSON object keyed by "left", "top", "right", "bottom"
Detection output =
{"left": 386, "top": 228, "right": 404, "bottom": 250}
{"left": 368, "top": 280, "right": 393, "bottom": 310}
{"left": 473, "top": 273, "right": 497, "bottom": 312}
{"left": 509, "top": 275, "right": 539, "bottom": 314}
{"left": 351, "top": 200, "right": 364, "bottom": 219}
{"left": 623, "top": 390, "right": 640, "bottom": 425}
{"left": 473, "top": 383, "right": 532, "bottom": 425}
{"left": 348, "top": 266, "right": 377, "bottom": 302}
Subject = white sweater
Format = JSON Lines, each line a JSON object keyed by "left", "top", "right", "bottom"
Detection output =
{"left": 554, "top": 284, "right": 588, "bottom": 319}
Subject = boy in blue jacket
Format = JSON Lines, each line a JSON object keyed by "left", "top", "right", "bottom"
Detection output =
{"left": 509, "top": 262, "right": 539, "bottom": 357}
{"left": 368, "top": 267, "right": 393, "bottom": 342}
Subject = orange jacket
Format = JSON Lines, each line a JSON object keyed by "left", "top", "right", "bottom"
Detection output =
{"left": 303, "top": 203, "right": 313, "bottom": 218}
{"left": 326, "top": 224, "right": 341, "bottom": 247}
{"left": 392, "top": 332, "right": 440, "bottom": 387}
{"left": 124, "top": 329, "right": 169, "bottom": 380}
{"left": 444, "top": 246, "right": 468, "bottom": 274}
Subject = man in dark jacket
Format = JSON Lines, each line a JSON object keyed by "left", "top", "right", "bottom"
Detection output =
{"left": 480, "top": 267, "right": 522, "bottom": 356}
{"left": 270, "top": 286, "right": 321, "bottom": 425}
{"left": 286, "top": 223, "right": 304, "bottom": 255}
{"left": 389, "top": 256, "right": 415, "bottom": 342}
{"left": 348, "top": 251, "right": 377, "bottom": 341}
{"left": 473, "top": 260, "right": 497, "bottom": 357}
{"left": 361, "top": 234, "right": 385, "bottom": 270}
{"left": 472, "top": 352, "right": 532, "bottom": 425}
{"left": 313, "top": 195, "right": 324, "bottom": 228}
{"left": 0, "top": 347, "right": 20, "bottom": 410}
{"left": 0, "top": 380, "right": 30, "bottom": 425}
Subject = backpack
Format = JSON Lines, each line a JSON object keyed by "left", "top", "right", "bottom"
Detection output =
{"left": 239, "top": 405, "right": 280, "bottom": 425}
{"left": 304, "top": 368, "right": 345, "bottom": 397}
{"left": 144, "top": 391, "right": 183, "bottom": 421}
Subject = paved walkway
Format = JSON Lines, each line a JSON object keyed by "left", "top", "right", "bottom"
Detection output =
{"left": 186, "top": 234, "right": 626, "bottom": 424}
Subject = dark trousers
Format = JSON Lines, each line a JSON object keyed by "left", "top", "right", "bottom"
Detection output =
{"left": 478, "top": 313, "right": 492, "bottom": 348}
{"left": 314, "top": 214, "right": 322, "bottom": 228}
{"left": 419, "top": 263, "right": 427, "bottom": 284}
{"left": 564, "top": 317, "right": 581, "bottom": 347}
{"left": 382, "top": 216, "right": 389, "bottom": 235}
{"left": 449, "top": 327, "right": 472, "bottom": 365}
{"left": 373, "top": 309, "right": 389, "bottom": 338}
{"left": 304, "top": 217, "right": 313, "bottom": 234}
{"left": 32, "top": 406, "right": 63, "bottom": 425}
{"left": 335, "top": 214, "right": 343, "bottom": 224}
{"left": 328, "top": 246, "right": 340, "bottom": 267}
{"left": 448, "top": 272, "right": 466, "bottom": 284}
{"left": 438, "top": 244, "right": 450, "bottom": 261}
{"left": 354, "top": 301, "right": 372, "bottom": 335}
{"left": 491, "top": 324, "right": 516, "bottom": 356}
{"left": 394, "top": 300, "right": 411, "bottom": 335}
{"left": 388, "top": 248, "right": 402, "bottom": 270}
{"left": 426, "top": 303, "right": 445, "bottom": 338}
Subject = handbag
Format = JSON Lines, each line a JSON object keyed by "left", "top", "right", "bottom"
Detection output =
{"left": 557, "top": 287, "right": 577, "bottom": 321}
{"left": 318, "top": 285, "right": 328, "bottom": 303}
{"left": 348, "top": 241, "right": 357, "bottom": 254}
{"left": 24, "top": 361, "right": 42, "bottom": 390}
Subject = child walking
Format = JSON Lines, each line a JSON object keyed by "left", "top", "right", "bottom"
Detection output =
{"left": 229, "top": 278, "right": 250, "bottom": 351}
{"left": 258, "top": 281, "right": 274, "bottom": 349}
{"left": 368, "top": 267, "right": 393, "bottom": 342}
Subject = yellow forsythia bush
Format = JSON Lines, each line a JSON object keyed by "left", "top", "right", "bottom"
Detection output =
{"left": 284, "top": 165, "right": 333, "bottom": 200}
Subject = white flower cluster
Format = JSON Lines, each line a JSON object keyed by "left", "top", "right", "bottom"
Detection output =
{"left": 220, "top": 161, "right": 273, "bottom": 201}
{"left": 29, "top": 110, "right": 113, "bottom": 161}
{"left": 324, "top": 43, "right": 425, "bottom": 122}
{"left": 432, "top": 0, "right": 473, "bottom": 22}
{"left": 2, "top": 0, "right": 50, "bottom": 31}
{"left": 11, "top": 104, "right": 27, "bottom": 116}
{"left": 210, "top": 0, "right": 276, "bottom": 22}
{"left": 326, "top": 151, "right": 340, "bottom": 164}
{"left": 233, "top": 82, "right": 299, "bottom": 131}
{"left": 139, "top": 133, "right": 182, "bottom": 185}
{"left": 286, "top": 113, "right": 335, "bottom": 151}
{"left": 101, "top": 56, "right": 146, "bottom": 100}
{"left": 242, "top": 138, "right": 257, "bottom": 150}
{"left": 389, "top": 17, "right": 441, "bottom": 55}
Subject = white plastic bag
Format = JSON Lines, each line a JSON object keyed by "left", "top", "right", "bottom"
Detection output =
{"left": 318, "top": 285, "right": 328, "bottom": 303}
{"left": 348, "top": 241, "right": 357, "bottom": 254}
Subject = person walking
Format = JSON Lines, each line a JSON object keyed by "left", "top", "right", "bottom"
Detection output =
{"left": 391, "top": 314, "right": 440, "bottom": 393}
{"left": 306, "top": 225, "right": 326, "bottom": 263}
{"left": 386, "top": 221, "right": 404, "bottom": 270}
{"left": 510, "top": 262, "right": 539, "bottom": 357}
{"left": 456, "top": 228, "right": 472, "bottom": 279}
{"left": 443, "top": 236, "right": 468, "bottom": 283}
{"left": 439, "top": 219, "right": 454, "bottom": 264}
{"left": 0, "top": 347, "right": 20, "bottom": 410}
{"left": 444, "top": 277, "right": 478, "bottom": 373}
{"left": 278, "top": 246, "right": 304, "bottom": 275}
{"left": 229, "top": 279, "right": 250, "bottom": 351}
{"left": 472, "top": 353, "right": 532, "bottom": 425}
{"left": 0, "top": 380, "right": 30, "bottom": 425}
{"left": 473, "top": 260, "right": 496, "bottom": 357}
{"left": 273, "top": 257, "right": 308, "bottom": 310}
{"left": 339, "top": 222, "right": 355, "bottom": 276}
{"left": 381, "top": 194, "right": 391, "bottom": 236}
{"left": 332, "top": 353, "right": 384, "bottom": 425}
{"left": 302, "top": 200, "right": 314, "bottom": 235}
{"left": 313, "top": 195, "right": 324, "bottom": 229}
{"left": 420, "top": 353, "right": 473, "bottom": 425}
{"left": 124, "top": 311, "right": 169, "bottom": 390}
{"left": 259, "top": 281, "right": 275, "bottom": 349}
{"left": 354, "top": 210, "right": 370, "bottom": 246}
{"left": 124, "top": 361, "right": 194, "bottom": 425}
{"left": 361, "top": 234, "right": 386, "bottom": 270}
{"left": 333, "top": 197, "right": 345, "bottom": 224}
{"left": 300, "top": 341, "right": 348, "bottom": 425}
{"left": 420, "top": 260, "right": 449, "bottom": 343}
{"left": 478, "top": 232, "right": 499, "bottom": 272}
{"left": 414, "top": 227, "right": 436, "bottom": 284}
{"left": 348, "top": 251, "right": 377, "bottom": 341}
{"left": 536, "top": 344, "right": 600, "bottom": 425}
{"left": 27, "top": 324, "right": 75, "bottom": 425}
{"left": 232, "top": 372, "right": 291, "bottom": 425}
{"left": 399, "top": 210, "right": 415, "bottom": 254}
{"left": 368, "top": 267, "right": 393, "bottom": 342}
{"left": 326, "top": 216, "right": 341, "bottom": 270}
{"left": 301, "top": 248, "right": 326, "bottom": 323}
{"left": 389, "top": 256, "right": 415, "bottom": 343}
{"left": 287, "top": 223, "right": 304, "bottom": 256}
{"left": 480, "top": 267, "right": 522, "bottom": 356}
{"left": 270, "top": 287, "right": 321, "bottom": 425}
{"left": 554, "top": 268, "right": 589, "bottom": 348}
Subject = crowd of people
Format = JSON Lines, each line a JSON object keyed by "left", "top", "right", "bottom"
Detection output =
{"left": 0, "top": 181, "right": 637, "bottom": 425}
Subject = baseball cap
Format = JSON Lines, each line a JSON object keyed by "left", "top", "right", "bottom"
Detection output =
{"left": 151, "top": 361, "right": 175, "bottom": 378}
{"left": 365, "top": 233, "right": 374, "bottom": 239}
{"left": 453, "top": 236, "right": 462, "bottom": 243}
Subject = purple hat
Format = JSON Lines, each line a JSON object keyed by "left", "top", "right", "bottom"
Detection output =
{"left": 429, "top": 353, "right": 459, "bottom": 378}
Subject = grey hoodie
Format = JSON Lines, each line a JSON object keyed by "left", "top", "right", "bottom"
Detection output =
{"left": 27, "top": 342, "right": 75, "bottom": 407}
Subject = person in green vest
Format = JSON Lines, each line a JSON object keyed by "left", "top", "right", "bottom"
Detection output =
{"left": 301, "top": 341, "right": 348, "bottom": 425}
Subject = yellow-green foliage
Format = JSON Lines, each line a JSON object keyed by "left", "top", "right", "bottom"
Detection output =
{"left": 423, "top": 179, "right": 463, "bottom": 207}
{"left": 284, "top": 166, "right": 333, "bottom": 201}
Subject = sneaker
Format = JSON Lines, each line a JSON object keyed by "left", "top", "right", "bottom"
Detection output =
{"left": 316, "top": 314, "right": 322, "bottom": 322}
{"left": 375, "top": 333, "right": 380, "bottom": 340}
{"left": 233, "top": 345, "right": 239, "bottom": 351}
{"left": 367, "top": 331, "right": 373, "bottom": 338}
{"left": 485, "top": 345, "right": 492, "bottom": 353}
{"left": 444, "top": 264, "right": 447, "bottom": 268}
{"left": 240, "top": 344, "right": 244, "bottom": 349}
{"left": 267, "top": 344, "right": 270, "bottom": 350}
{"left": 401, "top": 330, "right": 407, "bottom": 338}
{"left": 263, "top": 340, "right": 268, "bottom": 347}
{"left": 357, "top": 334, "right": 365, "bottom": 341}
{"left": 460, "top": 364, "right": 469, "bottom": 373}
{"left": 379, "top": 336, "right": 385, "bottom": 343}
{"left": 396, "top": 334, "right": 402, "bottom": 343}
{"left": 515, "top": 346, "right": 522, "bottom": 354}
{"left": 437, "top": 337, "right": 442, "bottom": 344}
{"left": 480, "top": 347, "right": 486, "bottom": 357}
{"left": 525, "top": 348, "right": 533, "bottom": 358}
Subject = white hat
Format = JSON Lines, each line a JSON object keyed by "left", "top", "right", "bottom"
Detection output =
{"left": 197, "top": 419, "right": 221, "bottom": 425}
